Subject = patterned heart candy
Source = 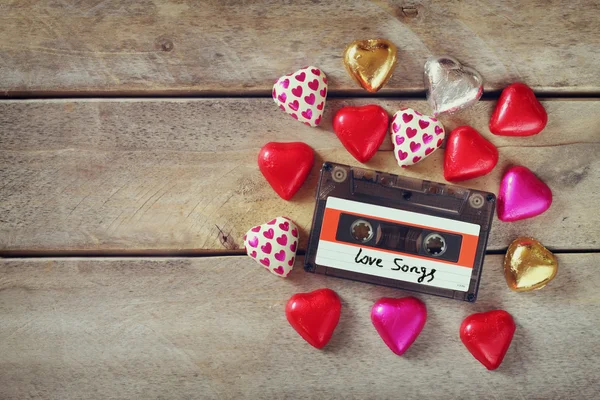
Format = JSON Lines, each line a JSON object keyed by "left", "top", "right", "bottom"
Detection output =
{"left": 244, "top": 216, "right": 299, "bottom": 277}
{"left": 273, "top": 66, "right": 327, "bottom": 127}
{"left": 391, "top": 108, "right": 445, "bottom": 168}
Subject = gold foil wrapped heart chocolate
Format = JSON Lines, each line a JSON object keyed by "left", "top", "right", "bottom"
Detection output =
{"left": 504, "top": 237, "right": 558, "bottom": 292}
{"left": 343, "top": 39, "right": 398, "bottom": 93}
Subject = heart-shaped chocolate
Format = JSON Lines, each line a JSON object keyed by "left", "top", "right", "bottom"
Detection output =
{"left": 424, "top": 56, "right": 483, "bottom": 116}
{"left": 244, "top": 216, "right": 299, "bottom": 277}
{"left": 371, "top": 297, "right": 427, "bottom": 356}
{"left": 258, "top": 142, "right": 314, "bottom": 200}
{"left": 333, "top": 105, "right": 389, "bottom": 163}
{"left": 273, "top": 66, "right": 327, "bottom": 127}
{"left": 286, "top": 288, "right": 341, "bottom": 349}
{"left": 444, "top": 126, "right": 498, "bottom": 182}
{"left": 504, "top": 237, "right": 558, "bottom": 291}
{"left": 391, "top": 107, "right": 445, "bottom": 167}
{"left": 460, "top": 310, "right": 515, "bottom": 370}
{"left": 498, "top": 166, "right": 552, "bottom": 222}
{"left": 489, "top": 82, "right": 547, "bottom": 136}
{"left": 343, "top": 39, "right": 398, "bottom": 93}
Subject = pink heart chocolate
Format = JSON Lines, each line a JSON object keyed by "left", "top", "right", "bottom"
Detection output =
{"left": 371, "top": 297, "right": 427, "bottom": 356}
{"left": 498, "top": 166, "right": 552, "bottom": 222}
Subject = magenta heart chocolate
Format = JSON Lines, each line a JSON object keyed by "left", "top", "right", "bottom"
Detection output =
{"left": 498, "top": 166, "right": 552, "bottom": 222}
{"left": 244, "top": 217, "right": 299, "bottom": 277}
{"left": 371, "top": 297, "right": 427, "bottom": 356}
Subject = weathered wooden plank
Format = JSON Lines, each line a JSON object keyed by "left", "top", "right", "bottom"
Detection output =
{"left": 0, "top": 255, "right": 598, "bottom": 399}
{"left": 0, "top": 0, "right": 598, "bottom": 95}
{"left": 1, "top": 99, "right": 598, "bottom": 252}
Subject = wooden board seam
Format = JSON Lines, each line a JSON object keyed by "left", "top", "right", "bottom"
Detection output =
{"left": 1, "top": 92, "right": 600, "bottom": 100}
{"left": 2, "top": 248, "right": 599, "bottom": 259}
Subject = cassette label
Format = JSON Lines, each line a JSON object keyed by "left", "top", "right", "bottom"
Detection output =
{"left": 315, "top": 197, "right": 481, "bottom": 292}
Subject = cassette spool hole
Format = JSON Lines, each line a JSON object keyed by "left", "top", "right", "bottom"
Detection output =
{"left": 424, "top": 233, "right": 447, "bottom": 256}
{"left": 350, "top": 219, "right": 374, "bottom": 243}
{"left": 331, "top": 167, "right": 348, "bottom": 183}
{"left": 469, "top": 193, "right": 484, "bottom": 209}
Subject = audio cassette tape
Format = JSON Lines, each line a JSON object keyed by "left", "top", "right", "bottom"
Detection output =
{"left": 305, "top": 162, "right": 496, "bottom": 302}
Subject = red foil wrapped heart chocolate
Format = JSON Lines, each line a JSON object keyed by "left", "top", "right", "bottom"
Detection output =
{"left": 498, "top": 166, "right": 552, "bottom": 222}
{"left": 258, "top": 142, "right": 314, "bottom": 201}
{"left": 286, "top": 288, "right": 341, "bottom": 349}
{"left": 244, "top": 217, "right": 299, "bottom": 277}
{"left": 333, "top": 105, "right": 389, "bottom": 163}
{"left": 489, "top": 83, "right": 547, "bottom": 136}
{"left": 444, "top": 126, "right": 498, "bottom": 182}
{"left": 460, "top": 310, "right": 516, "bottom": 370}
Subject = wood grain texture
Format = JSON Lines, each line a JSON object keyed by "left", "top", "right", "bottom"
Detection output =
{"left": 1, "top": 99, "right": 599, "bottom": 252}
{"left": 0, "top": 255, "right": 598, "bottom": 400}
{"left": 0, "top": 0, "right": 598, "bottom": 95}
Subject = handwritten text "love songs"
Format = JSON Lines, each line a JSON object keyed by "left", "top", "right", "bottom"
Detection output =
{"left": 354, "top": 248, "right": 436, "bottom": 283}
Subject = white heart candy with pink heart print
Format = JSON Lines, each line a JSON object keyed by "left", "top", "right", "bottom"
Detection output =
{"left": 272, "top": 66, "right": 327, "bottom": 127}
{"left": 244, "top": 216, "right": 299, "bottom": 277}
{"left": 391, "top": 107, "right": 446, "bottom": 168}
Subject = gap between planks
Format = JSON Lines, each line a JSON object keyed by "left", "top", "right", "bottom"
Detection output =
{"left": 1, "top": 92, "right": 600, "bottom": 100}
{"left": 2, "top": 248, "right": 599, "bottom": 259}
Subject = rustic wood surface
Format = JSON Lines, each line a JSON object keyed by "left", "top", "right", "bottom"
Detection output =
{"left": 0, "top": 0, "right": 599, "bottom": 95}
{"left": 1, "top": 1, "right": 599, "bottom": 398}
{"left": 0, "top": 255, "right": 598, "bottom": 400}
{"left": 1, "top": 99, "right": 598, "bottom": 253}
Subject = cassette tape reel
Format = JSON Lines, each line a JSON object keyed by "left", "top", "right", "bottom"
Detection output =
{"left": 305, "top": 162, "right": 496, "bottom": 302}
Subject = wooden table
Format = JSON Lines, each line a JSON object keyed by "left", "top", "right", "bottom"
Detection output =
{"left": 1, "top": 1, "right": 599, "bottom": 399}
